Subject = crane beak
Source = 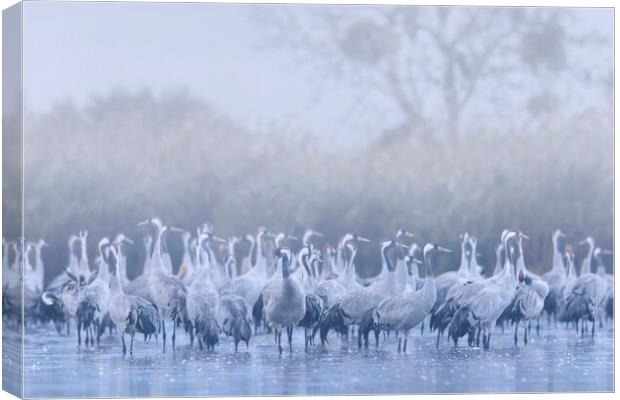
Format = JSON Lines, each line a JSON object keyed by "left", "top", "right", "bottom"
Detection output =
{"left": 314, "top": 231, "right": 324, "bottom": 237}
{"left": 558, "top": 231, "right": 566, "bottom": 237}
{"left": 213, "top": 236, "right": 227, "bottom": 244}
{"left": 413, "top": 258, "right": 424, "bottom": 265}
{"left": 405, "top": 231, "right": 415, "bottom": 238}
{"left": 288, "top": 235, "right": 299, "bottom": 241}
{"left": 578, "top": 239, "right": 588, "bottom": 245}
{"left": 602, "top": 250, "right": 613, "bottom": 255}
{"left": 124, "top": 238, "right": 134, "bottom": 244}
{"left": 521, "top": 234, "right": 530, "bottom": 240}
{"left": 438, "top": 246, "right": 452, "bottom": 253}
{"left": 137, "top": 220, "right": 149, "bottom": 226}
{"left": 357, "top": 236, "right": 370, "bottom": 243}
{"left": 170, "top": 226, "right": 187, "bottom": 233}
{"left": 397, "top": 243, "right": 410, "bottom": 249}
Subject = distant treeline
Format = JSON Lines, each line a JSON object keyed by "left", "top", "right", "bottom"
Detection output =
{"left": 9, "top": 89, "right": 613, "bottom": 283}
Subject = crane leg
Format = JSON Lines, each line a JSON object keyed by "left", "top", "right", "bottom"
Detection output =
{"left": 122, "top": 334, "right": 126, "bottom": 355}
{"left": 374, "top": 329, "right": 380, "bottom": 348}
{"left": 524, "top": 323, "right": 528, "bottom": 346}
{"left": 172, "top": 317, "right": 177, "bottom": 351}
{"left": 420, "top": 321, "right": 424, "bottom": 337}
{"left": 403, "top": 332, "right": 409, "bottom": 353}
{"left": 514, "top": 320, "right": 519, "bottom": 347}
{"left": 277, "top": 329, "right": 283, "bottom": 355}
{"left": 397, "top": 337, "right": 402, "bottom": 353}
{"left": 130, "top": 333, "right": 134, "bottom": 355}
{"left": 77, "top": 320, "right": 82, "bottom": 347}
{"left": 591, "top": 320, "right": 596, "bottom": 339}
{"left": 435, "top": 332, "right": 441, "bottom": 349}
{"left": 581, "top": 320, "right": 585, "bottom": 336}
{"left": 536, "top": 318, "right": 540, "bottom": 336}
{"left": 161, "top": 318, "right": 167, "bottom": 353}
{"left": 287, "top": 326, "right": 294, "bottom": 354}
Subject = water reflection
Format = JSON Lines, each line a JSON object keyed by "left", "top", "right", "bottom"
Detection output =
{"left": 16, "top": 324, "right": 613, "bottom": 397}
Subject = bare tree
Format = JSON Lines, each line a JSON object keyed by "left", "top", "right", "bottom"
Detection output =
{"left": 254, "top": 6, "right": 610, "bottom": 138}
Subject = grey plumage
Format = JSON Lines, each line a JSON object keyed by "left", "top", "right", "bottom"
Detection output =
{"left": 106, "top": 243, "right": 160, "bottom": 355}
{"left": 263, "top": 247, "right": 306, "bottom": 354}
{"left": 217, "top": 293, "right": 252, "bottom": 352}
{"left": 299, "top": 293, "right": 322, "bottom": 350}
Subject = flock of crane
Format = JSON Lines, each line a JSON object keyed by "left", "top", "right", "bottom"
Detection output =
{"left": 2, "top": 217, "right": 614, "bottom": 356}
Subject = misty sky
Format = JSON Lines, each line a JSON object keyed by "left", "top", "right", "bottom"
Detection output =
{"left": 23, "top": 2, "right": 363, "bottom": 142}
{"left": 23, "top": 2, "right": 613, "bottom": 142}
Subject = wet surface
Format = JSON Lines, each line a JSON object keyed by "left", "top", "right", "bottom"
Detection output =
{"left": 8, "top": 321, "right": 614, "bottom": 397}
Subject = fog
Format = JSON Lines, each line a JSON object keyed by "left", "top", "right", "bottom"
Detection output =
{"left": 10, "top": 4, "right": 613, "bottom": 282}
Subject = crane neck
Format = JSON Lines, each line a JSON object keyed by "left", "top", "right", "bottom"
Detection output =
{"left": 502, "top": 242, "right": 516, "bottom": 280}
{"left": 196, "top": 244, "right": 212, "bottom": 281}
{"left": 595, "top": 254, "right": 606, "bottom": 276}
{"left": 347, "top": 247, "right": 358, "bottom": 274}
{"left": 516, "top": 240, "right": 526, "bottom": 275}
{"left": 247, "top": 237, "right": 256, "bottom": 267}
{"left": 281, "top": 254, "right": 290, "bottom": 279}
{"left": 494, "top": 248, "right": 503, "bottom": 276}
{"left": 469, "top": 253, "right": 481, "bottom": 278}
{"left": 458, "top": 242, "right": 468, "bottom": 275}
{"left": 109, "top": 255, "right": 123, "bottom": 295}
{"left": 99, "top": 258, "right": 110, "bottom": 283}
{"left": 424, "top": 251, "right": 435, "bottom": 279}
{"left": 256, "top": 233, "right": 265, "bottom": 261}
{"left": 581, "top": 242, "right": 594, "bottom": 275}
{"left": 551, "top": 235, "right": 564, "bottom": 272}
{"left": 382, "top": 245, "right": 394, "bottom": 273}
{"left": 301, "top": 255, "right": 316, "bottom": 290}
{"left": 150, "top": 227, "right": 167, "bottom": 275}
{"left": 566, "top": 257, "right": 576, "bottom": 279}
{"left": 35, "top": 246, "right": 44, "bottom": 270}
{"left": 79, "top": 238, "right": 88, "bottom": 269}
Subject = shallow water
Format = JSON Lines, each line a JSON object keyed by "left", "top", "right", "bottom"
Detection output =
{"left": 6, "top": 320, "right": 614, "bottom": 398}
